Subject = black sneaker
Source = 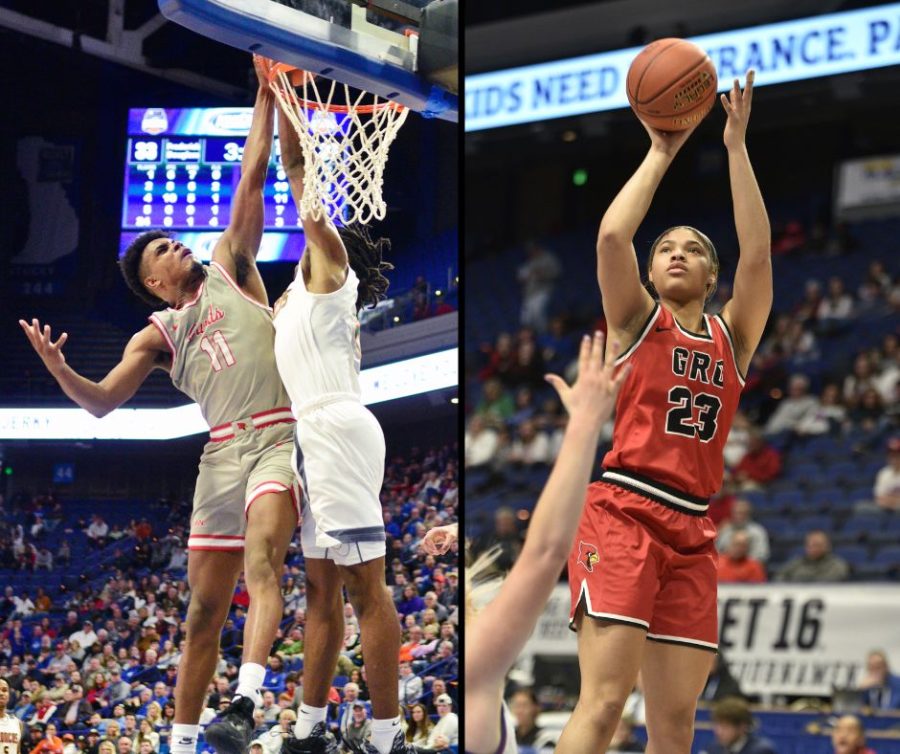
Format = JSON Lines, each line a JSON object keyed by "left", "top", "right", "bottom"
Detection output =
{"left": 204, "top": 695, "right": 256, "bottom": 754}
{"left": 281, "top": 722, "right": 339, "bottom": 754}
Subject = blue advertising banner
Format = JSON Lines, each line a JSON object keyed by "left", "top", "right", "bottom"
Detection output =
{"left": 465, "top": 3, "right": 900, "bottom": 131}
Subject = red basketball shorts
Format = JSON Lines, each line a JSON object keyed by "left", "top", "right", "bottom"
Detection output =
{"left": 567, "top": 478, "right": 719, "bottom": 651}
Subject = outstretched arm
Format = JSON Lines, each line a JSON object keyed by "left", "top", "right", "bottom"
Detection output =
{"left": 212, "top": 55, "right": 277, "bottom": 305}
{"left": 19, "top": 319, "right": 167, "bottom": 418}
{"left": 597, "top": 121, "right": 699, "bottom": 336}
{"left": 272, "top": 71, "right": 348, "bottom": 294}
{"left": 719, "top": 70, "right": 772, "bottom": 375}
{"left": 466, "top": 333, "right": 630, "bottom": 750}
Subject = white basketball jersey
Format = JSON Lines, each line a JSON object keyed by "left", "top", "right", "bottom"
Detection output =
{"left": 0, "top": 713, "right": 21, "bottom": 753}
{"left": 273, "top": 264, "right": 362, "bottom": 412}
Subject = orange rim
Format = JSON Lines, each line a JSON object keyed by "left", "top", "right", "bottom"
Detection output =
{"left": 268, "top": 62, "right": 406, "bottom": 114}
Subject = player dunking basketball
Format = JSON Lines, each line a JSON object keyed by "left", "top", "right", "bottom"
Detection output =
{"left": 0, "top": 680, "right": 23, "bottom": 754}
{"left": 555, "top": 70, "right": 771, "bottom": 754}
{"left": 259, "top": 56, "right": 414, "bottom": 754}
{"left": 19, "top": 58, "right": 305, "bottom": 754}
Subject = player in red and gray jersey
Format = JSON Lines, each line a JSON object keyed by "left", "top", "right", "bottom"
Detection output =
{"left": 20, "top": 57, "right": 306, "bottom": 754}
{"left": 556, "top": 70, "right": 772, "bottom": 754}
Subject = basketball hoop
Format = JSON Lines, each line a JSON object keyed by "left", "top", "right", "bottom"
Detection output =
{"left": 267, "top": 62, "right": 409, "bottom": 225}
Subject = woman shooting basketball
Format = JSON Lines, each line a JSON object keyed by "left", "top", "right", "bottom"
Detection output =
{"left": 555, "top": 70, "right": 771, "bottom": 754}
{"left": 466, "top": 333, "right": 629, "bottom": 754}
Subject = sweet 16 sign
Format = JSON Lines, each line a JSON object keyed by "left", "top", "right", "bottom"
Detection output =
{"left": 466, "top": 2, "right": 900, "bottom": 132}
{"left": 525, "top": 584, "right": 900, "bottom": 696}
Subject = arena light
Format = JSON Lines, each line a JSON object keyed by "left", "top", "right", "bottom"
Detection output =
{"left": 0, "top": 348, "right": 458, "bottom": 440}
{"left": 465, "top": 3, "right": 900, "bottom": 131}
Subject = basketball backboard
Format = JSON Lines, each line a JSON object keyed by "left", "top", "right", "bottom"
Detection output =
{"left": 157, "top": 0, "right": 458, "bottom": 122}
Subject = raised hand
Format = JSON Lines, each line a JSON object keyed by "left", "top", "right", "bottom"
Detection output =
{"left": 252, "top": 53, "right": 276, "bottom": 88}
{"left": 544, "top": 332, "right": 631, "bottom": 426}
{"left": 722, "top": 69, "right": 754, "bottom": 150}
{"left": 19, "top": 318, "right": 68, "bottom": 375}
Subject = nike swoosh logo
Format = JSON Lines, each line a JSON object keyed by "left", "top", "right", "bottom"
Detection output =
{"left": 391, "top": 721, "right": 400, "bottom": 727}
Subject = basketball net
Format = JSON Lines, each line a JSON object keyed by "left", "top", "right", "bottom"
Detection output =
{"left": 268, "top": 65, "right": 409, "bottom": 225}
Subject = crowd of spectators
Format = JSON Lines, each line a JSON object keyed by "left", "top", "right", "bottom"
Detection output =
{"left": 0, "top": 443, "right": 459, "bottom": 754}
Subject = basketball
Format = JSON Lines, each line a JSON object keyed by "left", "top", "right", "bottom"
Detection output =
{"left": 626, "top": 38, "right": 717, "bottom": 131}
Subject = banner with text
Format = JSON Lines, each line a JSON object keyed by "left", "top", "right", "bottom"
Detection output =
{"left": 525, "top": 583, "right": 900, "bottom": 696}
{"left": 835, "top": 154, "right": 900, "bottom": 219}
{"left": 466, "top": 2, "right": 900, "bottom": 131}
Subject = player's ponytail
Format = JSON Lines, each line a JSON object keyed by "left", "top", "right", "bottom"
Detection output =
{"left": 338, "top": 224, "right": 394, "bottom": 311}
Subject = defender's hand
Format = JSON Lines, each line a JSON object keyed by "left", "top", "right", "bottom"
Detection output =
{"left": 544, "top": 332, "right": 630, "bottom": 427}
{"left": 19, "top": 318, "right": 68, "bottom": 375}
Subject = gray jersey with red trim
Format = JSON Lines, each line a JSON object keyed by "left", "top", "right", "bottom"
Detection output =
{"left": 149, "top": 261, "right": 291, "bottom": 428}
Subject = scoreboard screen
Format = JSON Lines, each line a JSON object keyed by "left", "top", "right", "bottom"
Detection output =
{"left": 120, "top": 107, "right": 344, "bottom": 263}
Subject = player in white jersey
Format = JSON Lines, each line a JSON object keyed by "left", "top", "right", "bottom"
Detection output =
{"left": 467, "top": 334, "right": 628, "bottom": 754}
{"left": 0, "top": 680, "right": 23, "bottom": 754}
{"left": 266, "top": 64, "right": 413, "bottom": 754}
{"left": 18, "top": 57, "right": 331, "bottom": 754}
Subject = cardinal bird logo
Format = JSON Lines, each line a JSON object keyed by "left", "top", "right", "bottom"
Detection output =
{"left": 577, "top": 540, "right": 600, "bottom": 572}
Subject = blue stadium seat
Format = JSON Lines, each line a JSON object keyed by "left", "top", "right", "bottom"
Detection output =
{"left": 833, "top": 545, "right": 870, "bottom": 565}
{"left": 873, "top": 546, "right": 900, "bottom": 566}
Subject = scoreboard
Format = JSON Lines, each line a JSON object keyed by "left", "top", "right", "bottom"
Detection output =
{"left": 120, "top": 107, "right": 345, "bottom": 262}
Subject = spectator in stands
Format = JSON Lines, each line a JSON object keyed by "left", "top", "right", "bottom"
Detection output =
{"left": 404, "top": 703, "right": 433, "bottom": 747}
{"left": 856, "top": 650, "right": 900, "bottom": 710}
{"left": 31, "top": 723, "right": 64, "bottom": 754}
{"left": 13, "top": 690, "right": 34, "bottom": 721}
{"left": 70, "top": 622, "right": 98, "bottom": 653}
{"left": 57, "top": 684, "right": 92, "bottom": 729}
{"left": 262, "top": 655, "right": 286, "bottom": 694}
{"left": 608, "top": 714, "right": 644, "bottom": 753}
{"left": 732, "top": 430, "right": 782, "bottom": 490}
{"left": 508, "top": 688, "right": 542, "bottom": 750}
{"left": 705, "top": 697, "right": 776, "bottom": 754}
{"left": 471, "top": 507, "right": 524, "bottom": 572}
{"left": 12, "top": 592, "right": 35, "bottom": 618}
{"left": 342, "top": 702, "right": 372, "bottom": 754}
{"left": 831, "top": 715, "right": 876, "bottom": 754}
{"left": 506, "top": 420, "right": 551, "bottom": 466}
{"left": 258, "top": 690, "right": 279, "bottom": 723}
{"left": 116, "top": 736, "right": 132, "bottom": 754}
{"left": 764, "top": 374, "right": 818, "bottom": 436}
{"left": 517, "top": 240, "right": 561, "bottom": 332}
{"left": 843, "top": 353, "right": 878, "bottom": 409}
{"left": 849, "top": 388, "right": 886, "bottom": 433}
{"left": 776, "top": 530, "right": 850, "bottom": 583}
{"left": 133, "top": 719, "right": 159, "bottom": 753}
{"left": 426, "top": 694, "right": 457, "bottom": 750}
{"left": 818, "top": 276, "right": 855, "bottom": 336}
{"left": 464, "top": 416, "right": 499, "bottom": 469}
{"left": 476, "top": 379, "right": 515, "bottom": 425}
{"left": 34, "top": 548, "right": 53, "bottom": 572}
{"left": 795, "top": 383, "right": 847, "bottom": 436}
{"left": 252, "top": 708, "right": 295, "bottom": 754}
{"left": 716, "top": 499, "right": 770, "bottom": 562}
{"left": 701, "top": 652, "right": 745, "bottom": 703}
{"left": 397, "top": 662, "right": 422, "bottom": 707}
{"left": 874, "top": 436, "right": 900, "bottom": 511}
{"left": 716, "top": 532, "right": 766, "bottom": 584}
{"left": 85, "top": 515, "right": 109, "bottom": 549}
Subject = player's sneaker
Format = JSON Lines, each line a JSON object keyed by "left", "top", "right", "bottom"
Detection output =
{"left": 281, "top": 723, "right": 339, "bottom": 754}
{"left": 347, "top": 728, "right": 420, "bottom": 754}
{"left": 204, "top": 695, "right": 256, "bottom": 754}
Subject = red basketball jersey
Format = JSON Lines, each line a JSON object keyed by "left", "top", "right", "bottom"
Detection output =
{"left": 602, "top": 304, "right": 744, "bottom": 502}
